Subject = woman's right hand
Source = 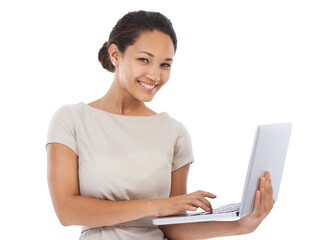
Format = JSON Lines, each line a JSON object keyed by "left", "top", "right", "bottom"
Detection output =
{"left": 152, "top": 190, "right": 217, "bottom": 217}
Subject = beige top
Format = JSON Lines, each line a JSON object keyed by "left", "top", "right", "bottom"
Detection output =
{"left": 45, "top": 102, "right": 195, "bottom": 240}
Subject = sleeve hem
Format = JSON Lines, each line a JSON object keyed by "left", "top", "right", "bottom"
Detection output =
{"left": 45, "top": 141, "right": 79, "bottom": 156}
{"left": 171, "top": 157, "right": 195, "bottom": 172}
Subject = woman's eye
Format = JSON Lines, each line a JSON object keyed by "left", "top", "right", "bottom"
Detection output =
{"left": 138, "top": 58, "right": 149, "bottom": 63}
{"left": 161, "top": 63, "right": 171, "bottom": 68}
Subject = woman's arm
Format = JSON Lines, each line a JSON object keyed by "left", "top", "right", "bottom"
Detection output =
{"left": 47, "top": 143, "right": 154, "bottom": 226}
{"left": 47, "top": 143, "right": 216, "bottom": 227}
{"left": 159, "top": 164, "right": 274, "bottom": 240}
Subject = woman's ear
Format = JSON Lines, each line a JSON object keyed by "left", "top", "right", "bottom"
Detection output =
{"left": 108, "top": 43, "right": 120, "bottom": 66}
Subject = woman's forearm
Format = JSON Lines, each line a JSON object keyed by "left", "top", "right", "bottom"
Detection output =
{"left": 159, "top": 220, "right": 242, "bottom": 240}
{"left": 58, "top": 195, "right": 154, "bottom": 227}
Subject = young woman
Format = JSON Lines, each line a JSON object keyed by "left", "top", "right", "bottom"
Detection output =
{"left": 46, "top": 10, "right": 274, "bottom": 240}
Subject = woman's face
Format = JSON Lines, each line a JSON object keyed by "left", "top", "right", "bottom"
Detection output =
{"left": 115, "top": 30, "right": 175, "bottom": 102}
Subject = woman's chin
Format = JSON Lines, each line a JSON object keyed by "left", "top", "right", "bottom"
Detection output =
{"left": 141, "top": 96, "right": 154, "bottom": 103}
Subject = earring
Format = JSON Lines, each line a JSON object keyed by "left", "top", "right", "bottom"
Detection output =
{"left": 112, "top": 62, "right": 116, "bottom": 66}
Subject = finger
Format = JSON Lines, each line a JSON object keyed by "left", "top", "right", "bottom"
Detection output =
{"left": 185, "top": 205, "right": 198, "bottom": 211}
{"left": 253, "top": 190, "right": 261, "bottom": 216}
{"left": 197, "top": 196, "right": 213, "bottom": 211}
{"left": 189, "top": 198, "right": 211, "bottom": 212}
{"left": 198, "top": 191, "right": 217, "bottom": 211}
{"left": 188, "top": 191, "right": 217, "bottom": 211}
{"left": 196, "top": 190, "right": 217, "bottom": 199}
{"left": 265, "top": 174, "right": 272, "bottom": 194}
{"left": 259, "top": 177, "right": 266, "bottom": 208}
{"left": 264, "top": 171, "right": 271, "bottom": 180}
{"left": 264, "top": 174, "right": 274, "bottom": 209}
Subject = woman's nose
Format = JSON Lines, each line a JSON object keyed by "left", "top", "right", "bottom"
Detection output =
{"left": 146, "top": 66, "right": 161, "bottom": 82}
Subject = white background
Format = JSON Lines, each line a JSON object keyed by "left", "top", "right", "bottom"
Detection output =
{"left": 1, "top": 0, "right": 324, "bottom": 239}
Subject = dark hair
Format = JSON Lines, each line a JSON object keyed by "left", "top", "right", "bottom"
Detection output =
{"left": 98, "top": 10, "right": 177, "bottom": 73}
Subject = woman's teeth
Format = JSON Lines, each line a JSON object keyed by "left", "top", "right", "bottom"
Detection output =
{"left": 138, "top": 81, "right": 156, "bottom": 90}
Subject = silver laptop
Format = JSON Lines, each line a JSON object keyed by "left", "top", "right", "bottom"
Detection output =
{"left": 152, "top": 123, "right": 292, "bottom": 225}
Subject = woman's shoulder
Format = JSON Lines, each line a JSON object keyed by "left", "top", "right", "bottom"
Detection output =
{"left": 159, "top": 112, "right": 190, "bottom": 133}
{"left": 58, "top": 102, "right": 88, "bottom": 112}
{"left": 50, "top": 102, "right": 85, "bottom": 121}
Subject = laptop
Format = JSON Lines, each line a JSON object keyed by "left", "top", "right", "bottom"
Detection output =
{"left": 152, "top": 123, "right": 292, "bottom": 225}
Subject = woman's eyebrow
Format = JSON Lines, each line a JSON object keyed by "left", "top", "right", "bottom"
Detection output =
{"left": 138, "top": 51, "right": 173, "bottom": 62}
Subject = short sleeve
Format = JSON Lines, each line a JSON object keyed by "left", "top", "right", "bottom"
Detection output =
{"left": 172, "top": 122, "right": 195, "bottom": 172}
{"left": 45, "top": 105, "right": 79, "bottom": 156}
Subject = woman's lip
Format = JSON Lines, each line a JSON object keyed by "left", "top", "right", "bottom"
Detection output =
{"left": 137, "top": 80, "right": 157, "bottom": 92}
{"left": 137, "top": 80, "right": 157, "bottom": 86}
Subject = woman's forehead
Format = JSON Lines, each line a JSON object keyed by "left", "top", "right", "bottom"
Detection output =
{"left": 127, "top": 30, "right": 175, "bottom": 58}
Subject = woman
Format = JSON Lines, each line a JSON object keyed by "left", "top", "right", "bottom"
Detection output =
{"left": 46, "top": 10, "right": 274, "bottom": 240}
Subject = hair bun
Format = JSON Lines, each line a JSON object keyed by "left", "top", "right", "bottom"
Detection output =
{"left": 98, "top": 41, "right": 115, "bottom": 72}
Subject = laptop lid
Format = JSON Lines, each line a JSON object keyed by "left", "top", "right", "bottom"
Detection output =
{"left": 239, "top": 123, "right": 292, "bottom": 217}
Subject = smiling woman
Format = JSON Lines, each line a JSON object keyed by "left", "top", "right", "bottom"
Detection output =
{"left": 45, "top": 10, "right": 274, "bottom": 240}
{"left": 95, "top": 11, "right": 177, "bottom": 112}
{"left": 110, "top": 30, "right": 174, "bottom": 102}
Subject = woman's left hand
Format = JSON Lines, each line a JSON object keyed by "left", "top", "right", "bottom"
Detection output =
{"left": 237, "top": 171, "right": 275, "bottom": 234}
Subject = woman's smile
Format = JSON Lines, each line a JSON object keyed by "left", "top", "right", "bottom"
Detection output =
{"left": 137, "top": 80, "right": 158, "bottom": 93}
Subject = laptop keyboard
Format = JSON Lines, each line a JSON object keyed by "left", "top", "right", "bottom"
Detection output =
{"left": 191, "top": 203, "right": 241, "bottom": 216}
{"left": 213, "top": 203, "right": 241, "bottom": 214}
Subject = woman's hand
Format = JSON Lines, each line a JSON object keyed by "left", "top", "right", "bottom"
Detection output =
{"left": 237, "top": 171, "right": 275, "bottom": 234}
{"left": 152, "top": 190, "right": 217, "bottom": 217}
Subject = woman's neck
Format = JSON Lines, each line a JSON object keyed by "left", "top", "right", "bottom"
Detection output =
{"left": 89, "top": 79, "right": 154, "bottom": 116}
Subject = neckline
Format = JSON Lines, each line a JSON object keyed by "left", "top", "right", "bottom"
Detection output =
{"left": 80, "top": 102, "right": 166, "bottom": 118}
